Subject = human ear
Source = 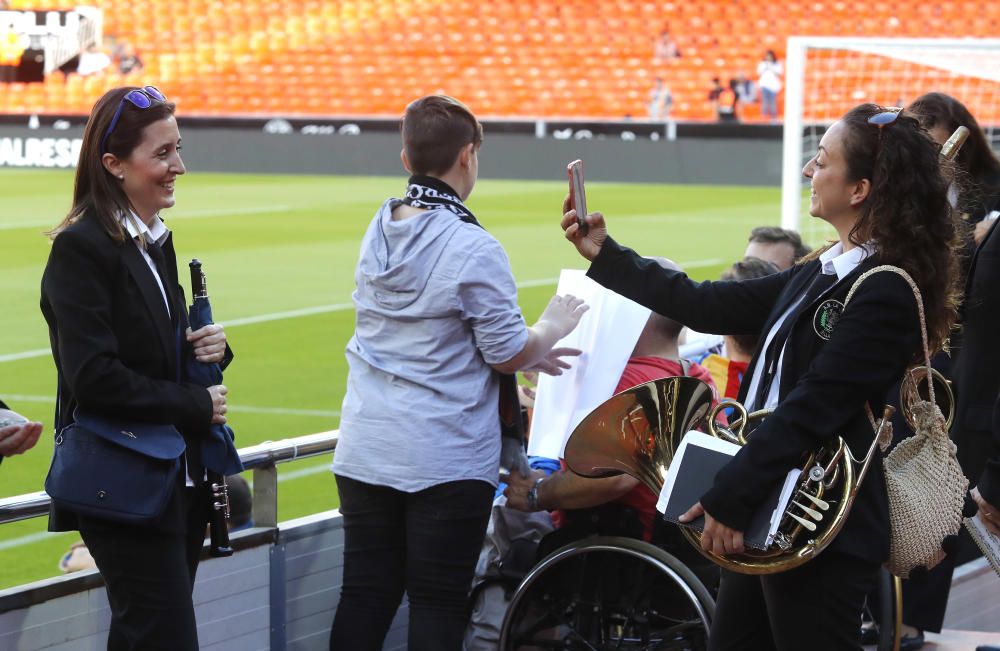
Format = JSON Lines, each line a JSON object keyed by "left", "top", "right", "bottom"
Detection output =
{"left": 102, "top": 153, "right": 124, "bottom": 180}
{"left": 850, "top": 178, "right": 871, "bottom": 207}
{"left": 458, "top": 142, "right": 474, "bottom": 169}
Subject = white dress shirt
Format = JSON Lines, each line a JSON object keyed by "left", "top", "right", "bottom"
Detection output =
{"left": 122, "top": 212, "right": 171, "bottom": 318}
{"left": 743, "top": 242, "right": 874, "bottom": 412}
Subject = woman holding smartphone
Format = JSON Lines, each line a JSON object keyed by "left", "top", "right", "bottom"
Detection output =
{"left": 560, "top": 103, "right": 961, "bottom": 650}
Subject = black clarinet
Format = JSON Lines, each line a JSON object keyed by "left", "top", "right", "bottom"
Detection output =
{"left": 190, "top": 259, "right": 234, "bottom": 557}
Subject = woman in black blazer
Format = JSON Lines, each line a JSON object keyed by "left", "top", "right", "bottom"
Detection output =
{"left": 41, "top": 87, "right": 229, "bottom": 651}
{"left": 560, "top": 104, "right": 961, "bottom": 650}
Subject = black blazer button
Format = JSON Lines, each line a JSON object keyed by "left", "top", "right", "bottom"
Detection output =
{"left": 97, "top": 490, "right": 107, "bottom": 500}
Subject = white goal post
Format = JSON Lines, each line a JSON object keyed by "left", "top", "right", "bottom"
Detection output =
{"left": 781, "top": 37, "right": 1000, "bottom": 237}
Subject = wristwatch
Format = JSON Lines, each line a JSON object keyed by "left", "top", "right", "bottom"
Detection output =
{"left": 526, "top": 477, "right": 545, "bottom": 511}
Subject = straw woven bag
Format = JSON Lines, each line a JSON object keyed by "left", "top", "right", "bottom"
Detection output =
{"left": 845, "top": 265, "right": 967, "bottom": 579}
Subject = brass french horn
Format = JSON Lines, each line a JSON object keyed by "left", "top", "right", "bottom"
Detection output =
{"left": 900, "top": 365, "right": 954, "bottom": 431}
{"left": 563, "top": 376, "right": 896, "bottom": 574}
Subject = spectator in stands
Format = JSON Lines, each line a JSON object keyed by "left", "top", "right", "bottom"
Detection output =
{"left": 709, "top": 77, "right": 735, "bottom": 122}
{"left": 648, "top": 77, "right": 673, "bottom": 121}
{"left": 878, "top": 92, "right": 1000, "bottom": 651}
{"left": 0, "top": 30, "right": 26, "bottom": 83}
{"left": 732, "top": 73, "right": 756, "bottom": 108}
{"left": 745, "top": 226, "right": 811, "bottom": 271}
{"left": 653, "top": 28, "right": 681, "bottom": 62}
{"left": 504, "top": 258, "right": 720, "bottom": 544}
{"left": 700, "top": 257, "right": 781, "bottom": 400}
{"left": 41, "top": 86, "right": 229, "bottom": 651}
{"left": 0, "top": 399, "right": 43, "bottom": 463}
{"left": 76, "top": 42, "right": 110, "bottom": 76}
{"left": 757, "top": 49, "right": 783, "bottom": 121}
{"left": 329, "top": 95, "right": 587, "bottom": 651}
{"left": 117, "top": 42, "right": 143, "bottom": 75}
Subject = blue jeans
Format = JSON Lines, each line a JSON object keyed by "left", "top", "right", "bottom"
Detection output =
{"left": 329, "top": 475, "right": 494, "bottom": 651}
{"left": 761, "top": 88, "right": 779, "bottom": 120}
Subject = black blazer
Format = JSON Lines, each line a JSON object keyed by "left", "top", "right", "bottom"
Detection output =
{"left": 952, "top": 205, "right": 1000, "bottom": 507}
{"left": 40, "top": 215, "right": 220, "bottom": 532}
{"left": 588, "top": 237, "right": 921, "bottom": 563}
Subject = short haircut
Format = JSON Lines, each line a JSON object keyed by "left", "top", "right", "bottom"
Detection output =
{"left": 721, "top": 256, "right": 780, "bottom": 354}
{"left": 401, "top": 95, "right": 483, "bottom": 176}
{"left": 747, "top": 226, "right": 811, "bottom": 260}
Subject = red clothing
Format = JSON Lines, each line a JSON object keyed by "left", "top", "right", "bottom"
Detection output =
{"left": 551, "top": 356, "right": 720, "bottom": 540}
{"left": 613, "top": 357, "right": 718, "bottom": 540}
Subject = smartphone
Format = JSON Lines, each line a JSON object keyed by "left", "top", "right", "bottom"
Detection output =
{"left": 567, "top": 159, "right": 588, "bottom": 235}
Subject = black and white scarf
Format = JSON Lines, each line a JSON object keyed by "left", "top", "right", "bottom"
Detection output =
{"left": 401, "top": 175, "right": 481, "bottom": 228}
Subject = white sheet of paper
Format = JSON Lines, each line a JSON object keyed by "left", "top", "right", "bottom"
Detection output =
{"left": 526, "top": 269, "right": 651, "bottom": 460}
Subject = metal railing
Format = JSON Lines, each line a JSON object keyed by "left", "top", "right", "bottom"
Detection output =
{"left": 0, "top": 431, "right": 339, "bottom": 527}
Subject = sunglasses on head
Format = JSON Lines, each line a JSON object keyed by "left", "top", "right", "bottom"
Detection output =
{"left": 100, "top": 86, "right": 167, "bottom": 154}
{"left": 867, "top": 107, "right": 903, "bottom": 129}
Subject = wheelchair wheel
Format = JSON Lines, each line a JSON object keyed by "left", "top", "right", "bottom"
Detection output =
{"left": 499, "top": 535, "right": 715, "bottom": 650}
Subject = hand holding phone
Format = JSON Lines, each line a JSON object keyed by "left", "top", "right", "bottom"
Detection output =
{"left": 567, "top": 159, "right": 588, "bottom": 235}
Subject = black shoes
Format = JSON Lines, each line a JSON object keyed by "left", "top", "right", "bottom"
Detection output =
{"left": 860, "top": 626, "right": 925, "bottom": 650}
{"left": 899, "top": 630, "right": 924, "bottom": 651}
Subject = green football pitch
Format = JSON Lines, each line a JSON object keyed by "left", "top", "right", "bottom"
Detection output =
{"left": 0, "top": 168, "right": 808, "bottom": 590}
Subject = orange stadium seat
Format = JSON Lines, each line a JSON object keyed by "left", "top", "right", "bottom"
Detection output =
{"left": 6, "top": 0, "right": 1000, "bottom": 121}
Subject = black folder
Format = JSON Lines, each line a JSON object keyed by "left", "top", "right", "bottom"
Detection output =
{"left": 660, "top": 435, "right": 793, "bottom": 551}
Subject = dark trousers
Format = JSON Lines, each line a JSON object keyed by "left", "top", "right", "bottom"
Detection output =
{"left": 708, "top": 551, "right": 880, "bottom": 651}
{"left": 79, "top": 484, "right": 209, "bottom": 651}
{"left": 329, "top": 475, "right": 494, "bottom": 651}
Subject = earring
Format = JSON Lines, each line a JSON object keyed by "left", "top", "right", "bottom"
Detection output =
{"left": 118, "top": 175, "right": 124, "bottom": 180}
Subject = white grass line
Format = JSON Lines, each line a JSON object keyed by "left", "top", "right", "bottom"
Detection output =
{"left": 225, "top": 303, "right": 355, "bottom": 327}
{"left": 0, "top": 394, "right": 339, "bottom": 418}
{"left": 0, "top": 349, "right": 50, "bottom": 363}
{"left": 0, "top": 531, "right": 70, "bottom": 551}
{"left": 0, "top": 205, "right": 292, "bottom": 231}
{"left": 0, "top": 394, "right": 51, "bottom": 403}
{"left": 0, "top": 259, "right": 722, "bottom": 363}
{"left": 278, "top": 463, "right": 333, "bottom": 482}
{"left": 233, "top": 405, "right": 340, "bottom": 418}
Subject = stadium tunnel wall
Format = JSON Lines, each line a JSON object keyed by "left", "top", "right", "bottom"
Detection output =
{"left": 0, "top": 125, "right": 783, "bottom": 186}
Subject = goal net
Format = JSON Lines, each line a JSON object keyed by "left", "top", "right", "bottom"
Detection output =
{"left": 781, "top": 37, "right": 1000, "bottom": 245}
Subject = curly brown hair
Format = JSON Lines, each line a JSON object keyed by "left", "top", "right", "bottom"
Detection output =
{"left": 839, "top": 103, "right": 961, "bottom": 355}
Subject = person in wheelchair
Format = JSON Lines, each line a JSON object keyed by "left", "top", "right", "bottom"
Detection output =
{"left": 504, "top": 259, "right": 721, "bottom": 566}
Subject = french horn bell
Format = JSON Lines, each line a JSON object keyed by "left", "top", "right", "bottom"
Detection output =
{"left": 563, "top": 377, "right": 895, "bottom": 574}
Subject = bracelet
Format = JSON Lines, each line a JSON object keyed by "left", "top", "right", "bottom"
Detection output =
{"left": 526, "top": 477, "right": 545, "bottom": 511}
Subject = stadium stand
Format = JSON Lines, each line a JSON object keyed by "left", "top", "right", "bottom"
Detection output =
{"left": 1, "top": 0, "right": 999, "bottom": 121}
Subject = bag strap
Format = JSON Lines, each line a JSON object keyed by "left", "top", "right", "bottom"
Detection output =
{"left": 844, "top": 264, "right": 933, "bottom": 432}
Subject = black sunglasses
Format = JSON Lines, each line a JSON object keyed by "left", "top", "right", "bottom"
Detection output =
{"left": 100, "top": 86, "right": 167, "bottom": 154}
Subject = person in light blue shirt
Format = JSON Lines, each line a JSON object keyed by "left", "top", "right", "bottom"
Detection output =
{"left": 330, "top": 95, "right": 587, "bottom": 651}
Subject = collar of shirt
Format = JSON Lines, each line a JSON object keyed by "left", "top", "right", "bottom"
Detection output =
{"left": 818, "top": 240, "right": 875, "bottom": 281}
{"left": 121, "top": 211, "right": 170, "bottom": 246}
